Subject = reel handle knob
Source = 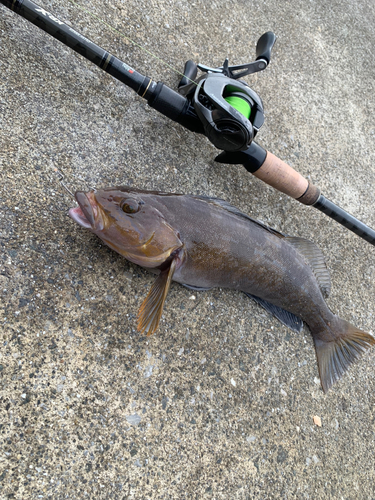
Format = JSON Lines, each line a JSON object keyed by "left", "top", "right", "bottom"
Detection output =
{"left": 255, "top": 32, "right": 277, "bottom": 64}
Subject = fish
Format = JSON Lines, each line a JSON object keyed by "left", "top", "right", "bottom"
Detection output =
{"left": 69, "top": 186, "right": 374, "bottom": 392}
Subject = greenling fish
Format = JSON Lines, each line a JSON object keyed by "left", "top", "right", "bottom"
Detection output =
{"left": 69, "top": 187, "right": 374, "bottom": 392}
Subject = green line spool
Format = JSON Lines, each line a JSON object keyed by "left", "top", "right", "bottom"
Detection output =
{"left": 224, "top": 95, "right": 251, "bottom": 119}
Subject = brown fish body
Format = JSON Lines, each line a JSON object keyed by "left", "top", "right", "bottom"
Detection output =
{"left": 69, "top": 187, "right": 374, "bottom": 392}
{"left": 155, "top": 194, "right": 330, "bottom": 325}
{"left": 131, "top": 193, "right": 335, "bottom": 335}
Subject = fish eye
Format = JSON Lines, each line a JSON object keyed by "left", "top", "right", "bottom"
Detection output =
{"left": 121, "top": 198, "right": 140, "bottom": 214}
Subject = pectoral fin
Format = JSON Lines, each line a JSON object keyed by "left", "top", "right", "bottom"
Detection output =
{"left": 137, "top": 259, "right": 177, "bottom": 336}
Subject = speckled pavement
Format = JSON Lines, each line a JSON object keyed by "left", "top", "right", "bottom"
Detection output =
{"left": 1, "top": 0, "right": 375, "bottom": 498}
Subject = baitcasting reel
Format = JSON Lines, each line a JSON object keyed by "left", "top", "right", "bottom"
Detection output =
{"left": 177, "top": 32, "right": 276, "bottom": 152}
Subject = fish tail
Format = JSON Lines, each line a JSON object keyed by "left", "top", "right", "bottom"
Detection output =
{"left": 313, "top": 317, "right": 375, "bottom": 392}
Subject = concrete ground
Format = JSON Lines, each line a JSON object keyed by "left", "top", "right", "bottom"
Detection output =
{"left": 1, "top": 0, "right": 375, "bottom": 498}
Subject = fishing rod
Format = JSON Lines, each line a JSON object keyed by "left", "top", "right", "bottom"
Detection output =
{"left": 2, "top": 0, "right": 375, "bottom": 246}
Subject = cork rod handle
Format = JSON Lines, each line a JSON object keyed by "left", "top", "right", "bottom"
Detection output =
{"left": 253, "top": 151, "right": 320, "bottom": 205}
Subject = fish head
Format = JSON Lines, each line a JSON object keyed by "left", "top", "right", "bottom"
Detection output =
{"left": 69, "top": 187, "right": 183, "bottom": 268}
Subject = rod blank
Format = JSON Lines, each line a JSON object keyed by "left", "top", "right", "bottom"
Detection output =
{"left": 0, "top": 0, "right": 150, "bottom": 93}
{"left": 313, "top": 195, "right": 375, "bottom": 245}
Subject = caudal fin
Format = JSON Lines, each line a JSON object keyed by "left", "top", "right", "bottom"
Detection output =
{"left": 313, "top": 317, "right": 375, "bottom": 392}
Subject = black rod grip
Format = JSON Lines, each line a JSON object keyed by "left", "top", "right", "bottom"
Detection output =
{"left": 178, "top": 60, "right": 198, "bottom": 88}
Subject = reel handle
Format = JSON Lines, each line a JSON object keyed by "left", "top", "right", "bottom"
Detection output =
{"left": 255, "top": 32, "right": 277, "bottom": 64}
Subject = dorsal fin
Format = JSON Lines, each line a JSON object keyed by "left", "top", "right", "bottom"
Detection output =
{"left": 193, "top": 195, "right": 285, "bottom": 238}
{"left": 194, "top": 196, "right": 331, "bottom": 297}
{"left": 285, "top": 237, "right": 331, "bottom": 297}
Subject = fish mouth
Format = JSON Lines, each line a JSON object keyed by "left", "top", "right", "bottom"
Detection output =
{"left": 69, "top": 191, "right": 103, "bottom": 230}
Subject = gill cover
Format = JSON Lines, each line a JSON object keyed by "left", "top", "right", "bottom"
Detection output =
{"left": 86, "top": 188, "right": 183, "bottom": 268}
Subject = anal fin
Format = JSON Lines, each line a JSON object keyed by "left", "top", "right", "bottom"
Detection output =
{"left": 182, "top": 284, "right": 213, "bottom": 291}
{"left": 244, "top": 293, "right": 303, "bottom": 333}
{"left": 137, "top": 259, "right": 176, "bottom": 336}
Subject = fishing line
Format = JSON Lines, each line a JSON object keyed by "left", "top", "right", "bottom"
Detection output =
{"left": 66, "top": 1, "right": 255, "bottom": 119}
{"left": 3, "top": 132, "right": 77, "bottom": 202}
{"left": 69, "top": 0, "right": 258, "bottom": 119}
{"left": 53, "top": 168, "right": 75, "bottom": 198}
{"left": 51, "top": 165, "right": 101, "bottom": 202}
{"left": 66, "top": 0, "right": 199, "bottom": 86}
{"left": 224, "top": 95, "right": 251, "bottom": 119}
{"left": 66, "top": 3, "right": 259, "bottom": 120}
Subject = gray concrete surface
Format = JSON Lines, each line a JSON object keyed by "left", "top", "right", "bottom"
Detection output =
{"left": 1, "top": 0, "right": 375, "bottom": 498}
